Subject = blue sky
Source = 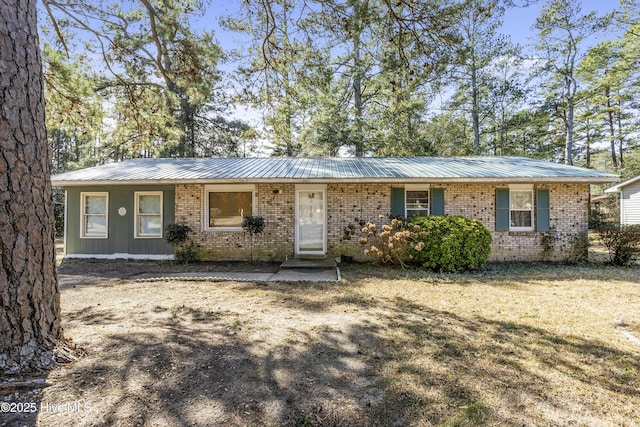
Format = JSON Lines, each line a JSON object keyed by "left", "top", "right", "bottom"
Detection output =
{"left": 501, "top": 0, "right": 619, "bottom": 47}
{"left": 199, "top": 0, "right": 621, "bottom": 54}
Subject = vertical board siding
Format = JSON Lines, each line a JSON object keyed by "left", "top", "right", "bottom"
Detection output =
{"left": 65, "top": 185, "right": 174, "bottom": 255}
{"left": 621, "top": 181, "right": 640, "bottom": 225}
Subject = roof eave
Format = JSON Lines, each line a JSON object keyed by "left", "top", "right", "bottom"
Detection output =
{"left": 52, "top": 176, "right": 619, "bottom": 186}
{"left": 604, "top": 174, "right": 640, "bottom": 193}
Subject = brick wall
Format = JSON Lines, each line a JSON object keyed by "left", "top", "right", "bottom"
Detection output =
{"left": 440, "top": 183, "right": 589, "bottom": 262}
{"left": 327, "top": 183, "right": 392, "bottom": 258}
{"left": 175, "top": 183, "right": 296, "bottom": 261}
{"left": 175, "top": 182, "right": 589, "bottom": 262}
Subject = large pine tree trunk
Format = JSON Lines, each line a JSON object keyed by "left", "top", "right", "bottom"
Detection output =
{"left": 0, "top": 0, "right": 62, "bottom": 373}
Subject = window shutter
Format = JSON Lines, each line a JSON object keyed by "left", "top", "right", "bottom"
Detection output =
{"left": 496, "top": 188, "right": 510, "bottom": 231}
{"left": 536, "top": 189, "right": 550, "bottom": 232}
{"left": 431, "top": 188, "right": 445, "bottom": 216}
{"left": 391, "top": 187, "right": 405, "bottom": 217}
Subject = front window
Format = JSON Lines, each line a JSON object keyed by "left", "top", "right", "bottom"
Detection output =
{"left": 81, "top": 192, "right": 108, "bottom": 238}
{"left": 205, "top": 185, "right": 254, "bottom": 230}
{"left": 135, "top": 192, "right": 163, "bottom": 238}
{"left": 406, "top": 187, "right": 429, "bottom": 218}
{"left": 510, "top": 190, "right": 534, "bottom": 231}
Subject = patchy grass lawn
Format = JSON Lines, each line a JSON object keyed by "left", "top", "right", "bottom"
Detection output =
{"left": 22, "top": 262, "right": 640, "bottom": 425}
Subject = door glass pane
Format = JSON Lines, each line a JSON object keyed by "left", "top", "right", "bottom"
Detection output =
{"left": 298, "top": 190, "right": 324, "bottom": 252}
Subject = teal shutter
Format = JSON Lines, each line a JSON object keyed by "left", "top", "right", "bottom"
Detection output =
{"left": 431, "top": 188, "right": 445, "bottom": 216}
{"left": 391, "top": 187, "right": 405, "bottom": 217}
{"left": 536, "top": 189, "right": 550, "bottom": 232}
{"left": 496, "top": 188, "right": 510, "bottom": 231}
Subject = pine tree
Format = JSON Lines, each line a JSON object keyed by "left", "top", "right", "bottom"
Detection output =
{"left": 1, "top": 0, "right": 62, "bottom": 373}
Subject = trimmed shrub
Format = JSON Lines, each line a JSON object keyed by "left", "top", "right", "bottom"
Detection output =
{"left": 408, "top": 216, "right": 492, "bottom": 272}
{"left": 165, "top": 223, "right": 199, "bottom": 264}
{"left": 165, "top": 223, "right": 193, "bottom": 246}
{"left": 242, "top": 215, "right": 265, "bottom": 262}
{"left": 241, "top": 215, "right": 265, "bottom": 236}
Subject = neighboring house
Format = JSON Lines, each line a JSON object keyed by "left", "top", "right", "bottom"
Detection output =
{"left": 590, "top": 193, "right": 619, "bottom": 224}
{"left": 605, "top": 175, "right": 640, "bottom": 224}
{"left": 51, "top": 156, "right": 617, "bottom": 262}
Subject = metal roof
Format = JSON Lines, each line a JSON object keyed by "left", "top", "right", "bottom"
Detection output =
{"left": 51, "top": 156, "right": 619, "bottom": 186}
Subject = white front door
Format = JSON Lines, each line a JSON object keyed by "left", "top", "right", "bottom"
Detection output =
{"left": 295, "top": 185, "right": 327, "bottom": 255}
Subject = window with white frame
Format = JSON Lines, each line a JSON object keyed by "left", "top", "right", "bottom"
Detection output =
{"left": 405, "top": 185, "right": 430, "bottom": 218}
{"left": 205, "top": 185, "right": 254, "bottom": 230}
{"left": 81, "top": 192, "right": 108, "bottom": 238}
{"left": 510, "top": 186, "right": 534, "bottom": 231}
{"left": 135, "top": 192, "right": 163, "bottom": 238}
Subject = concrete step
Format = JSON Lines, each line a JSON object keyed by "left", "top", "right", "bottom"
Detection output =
{"left": 280, "top": 258, "right": 337, "bottom": 269}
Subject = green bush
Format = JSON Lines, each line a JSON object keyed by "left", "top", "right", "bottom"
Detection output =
{"left": 241, "top": 215, "right": 265, "bottom": 262}
{"left": 175, "top": 246, "right": 199, "bottom": 264}
{"left": 165, "top": 223, "right": 199, "bottom": 264}
{"left": 165, "top": 223, "right": 193, "bottom": 246}
{"left": 241, "top": 215, "right": 265, "bottom": 235}
{"left": 597, "top": 223, "right": 640, "bottom": 266}
{"left": 408, "top": 216, "right": 492, "bottom": 272}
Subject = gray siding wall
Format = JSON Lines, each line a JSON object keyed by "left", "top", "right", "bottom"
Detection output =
{"left": 621, "top": 181, "right": 640, "bottom": 225}
{"left": 65, "top": 185, "right": 175, "bottom": 255}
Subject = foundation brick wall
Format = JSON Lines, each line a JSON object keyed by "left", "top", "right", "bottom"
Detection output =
{"left": 175, "top": 182, "right": 589, "bottom": 262}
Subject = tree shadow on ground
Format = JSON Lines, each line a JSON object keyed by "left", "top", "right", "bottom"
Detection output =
{"left": 40, "top": 277, "right": 640, "bottom": 426}
{"left": 0, "top": 379, "right": 44, "bottom": 427}
{"left": 340, "top": 261, "right": 640, "bottom": 287}
{"left": 57, "top": 258, "right": 282, "bottom": 291}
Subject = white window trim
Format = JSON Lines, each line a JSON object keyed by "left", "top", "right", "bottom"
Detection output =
{"left": 80, "top": 192, "right": 109, "bottom": 239}
{"left": 509, "top": 184, "right": 534, "bottom": 232}
{"left": 204, "top": 184, "right": 255, "bottom": 231}
{"left": 134, "top": 191, "right": 163, "bottom": 239}
{"left": 405, "top": 184, "right": 430, "bottom": 218}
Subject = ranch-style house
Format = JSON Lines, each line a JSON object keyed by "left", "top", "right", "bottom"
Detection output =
{"left": 51, "top": 156, "right": 618, "bottom": 262}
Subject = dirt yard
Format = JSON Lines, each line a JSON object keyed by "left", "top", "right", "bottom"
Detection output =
{"left": 2, "top": 260, "right": 640, "bottom": 426}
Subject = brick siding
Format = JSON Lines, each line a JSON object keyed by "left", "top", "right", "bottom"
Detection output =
{"left": 175, "top": 182, "right": 589, "bottom": 262}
